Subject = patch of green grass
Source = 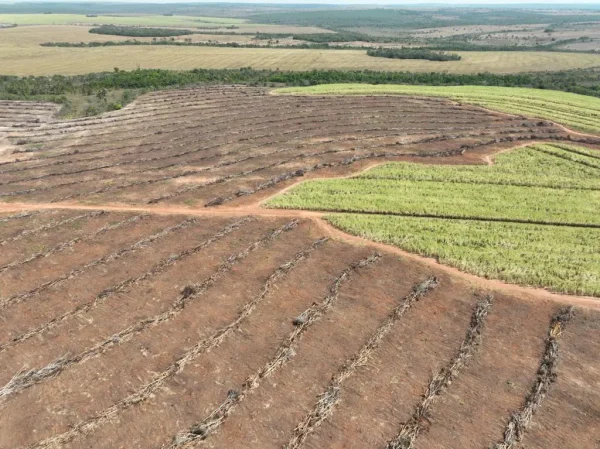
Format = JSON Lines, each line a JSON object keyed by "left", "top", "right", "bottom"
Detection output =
{"left": 266, "top": 144, "right": 600, "bottom": 296}
{"left": 326, "top": 214, "right": 600, "bottom": 296}
{"left": 268, "top": 145, "right": 600, "bottom": 226}
{"left": 274, "top": 84, "right": 600, "bottom": 135}
{"left": 360, "top": 144, "right": 600, "bottom": 190}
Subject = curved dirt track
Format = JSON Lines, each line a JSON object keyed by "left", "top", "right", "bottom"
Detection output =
{"left": 0, "top": 87, "right": 598, "bottom": 449}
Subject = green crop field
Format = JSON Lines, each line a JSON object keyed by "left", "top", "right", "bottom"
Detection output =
{"left": 274, "top": 84, "right": 600, "bottom": 135}
{"left": 326, "top": 214, "right": 600, "bottom": 296}
{"left": 266, "top": 143, "right": 600, "bottom": 296}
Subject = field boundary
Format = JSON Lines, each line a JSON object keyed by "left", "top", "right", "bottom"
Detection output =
{"left": 0, "top": 201, "right": 598, "bottom": 311}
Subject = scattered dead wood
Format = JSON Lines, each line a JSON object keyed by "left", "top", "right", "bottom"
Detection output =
{"left": 0, "top": 213, "right": 148, "bottom": 274}
{"left": 386, "top": 294, "right": 493, "bottom": 449}
{"left": 0, "top": 217, "right": 196, "bottom": 310}
{"left": 491, "top": 307, "right": 574, "bottom": 449}
{"left": 0, "top": 217, "right": 253, "bottom": 354}
{"left": 166, "top": 253, "right": 381, "bottom": 448}
{"left": 0, "top": 219, "right": 299, "bottom": 400}
{"left": 285, "top": 277, "right": 439, "bottom": 449}
{"left": 0, "top": 210, "right": 42, "bottom": 223}
{"left": 28, "top": 235, "right": 328, "bottom": 449}
{"left": 0, "top": 210, "right": 105, "bottom": 246}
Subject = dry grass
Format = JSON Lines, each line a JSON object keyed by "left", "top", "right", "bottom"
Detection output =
{"left": 1, "top": 25, "right": 600, "bottom": 76}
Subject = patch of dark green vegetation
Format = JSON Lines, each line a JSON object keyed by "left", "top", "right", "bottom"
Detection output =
{"left": 367, "top": 47, "right": 462, "bottom": 61}
{"left": 89, "top": 25, "right": 194, "bottom": 38}
{"left": 3, "top": 66, "right": 600, "bottom": 117}
{"left": 249, "top": 7, "right": 600, "bottom": 30}
{"left": 426, "top": 37, "right": 597, "bottom": 53}
{"left": 39, "top": 40, "right": 337, "bottom": 50}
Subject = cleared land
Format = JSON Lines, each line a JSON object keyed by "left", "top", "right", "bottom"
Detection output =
{"left": 2, "top": 24, "right": 600, "bottom": 75}
{"left": 275, "top": 84, "right": 600, "bottom": 134}
{"left": 0, "top": 87, "right": 598, "bottom": 449}
{"left": 268, "top": 143, "right": 600, "bottom": 295}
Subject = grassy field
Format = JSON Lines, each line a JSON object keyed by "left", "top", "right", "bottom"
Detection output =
{"left": 2, "top": 24, "right": 600, "bottom": 76}
{"left": 0, "top": 13, "right": 245, "bottom": 27}
{"left": 275, "top": 84, "right": 600, "bottom": 135}
{"left": 267, "top": 144, "right": 600, "bottom": 295}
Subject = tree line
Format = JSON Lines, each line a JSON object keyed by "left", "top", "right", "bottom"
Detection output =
{"left": 89, "top": 25, "right": 194, "bottom": 38}
{"left": 2, "top": 67, "right": 600, "bottom": 103}
{"left": 367, "top": 47, "right": 462, "bottom": 61}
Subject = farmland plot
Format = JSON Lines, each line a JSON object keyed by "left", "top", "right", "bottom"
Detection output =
{"left": 0, "top": 86, "right": 598, "bottom": 449}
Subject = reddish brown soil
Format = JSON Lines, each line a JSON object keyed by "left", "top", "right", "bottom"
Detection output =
{"left": 0, "top": 88, "right": 597, "bottom": 449}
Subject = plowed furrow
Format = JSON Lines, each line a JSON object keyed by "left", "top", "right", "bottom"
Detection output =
{"left": 0, "top": 213, "right": 148, "bottom": 274}
{"left": 166, "top": 252, "right": 381, "bottom": 447}
{"left": 386, "top": 295, "right": 493, "bottom": 449}
{"left": 0, "top": 217, "right": 253, "bottom": 354}
{"left": 16, "top": 97, "right": 474, "bottom": 145}
{"left": 0, "top": 219, "right": 299, "bottom": 401}
{"left": 284, "top": 277, "right": 439, "bottom": 449}
{"left": 0, "top": 217, "right": 197, "bottom": 310}
{"left": 0, "top": 210, "right": 104, "bottom": 246}
{"left": 0, "top": 211, "right": 42, "bottom": 223}
{"left": 1, "top": 106, "right": 404, "bottom": 176}
{"left": 28, "top": 235, "right": 328, "bottom": 449}
{"left": 491, "top": 307, "right": 574, "bottom": 449}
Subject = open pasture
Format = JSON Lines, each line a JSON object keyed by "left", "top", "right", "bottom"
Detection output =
{"left": 0, "top": 86, "right": 598, "bottom": 449}
{"left": 2, "top": 24, "right": 600, "bottom": 75}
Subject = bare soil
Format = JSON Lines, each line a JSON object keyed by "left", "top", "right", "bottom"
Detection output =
{"left": 0, "top": 87, "right": 597, "bottom": 449}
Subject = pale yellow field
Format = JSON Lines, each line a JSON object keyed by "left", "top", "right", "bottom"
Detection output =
{"left": 2, "top": 25, "right": 600, "bottom": 76}
{"left": 0, "top": 14, "right": 330, "bottom": 34}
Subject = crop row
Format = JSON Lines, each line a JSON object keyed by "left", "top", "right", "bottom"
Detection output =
{"left": 10, "top": 95, "right": 468, "bottom": 143}
{"left": 0, "top": 219, "right": 300, "bottom": 401}
{"left": 28, "top": 235, "right": 333, "bottom": 449}
{"left": 325, "top": 214, "right": 600, "bottom": 296}
{"left": 359, "top": 144, "right": 600, "bottom": 190}
{"left": 0, "top": 217, "right": 197, "bottom": 310}
{"left": 3, "top": 101, "right": 495, "bottom": 171}
{"left": 0, "top": 217, "right": 253, "bottom": 354}
{"left": 275, "top": 84, "right": 600, "bottom": 134}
